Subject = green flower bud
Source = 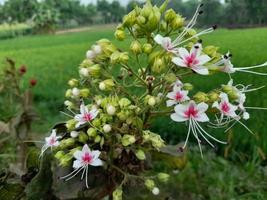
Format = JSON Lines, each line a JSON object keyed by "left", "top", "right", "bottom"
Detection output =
{"left": 148, "top": 96, "right": 156, "bottom": 107}
{"left": 164, "top": 73, "right": 177, "bottom": 83}
{"left": 59, "top": 154, "right": 72, "bottom": 167}
{"left": 141, "top": 4, "right": 151, "bottom": 18}
{"left": 107, "top": 104, "right": 116, "bottom": 115}
{"left": 64, "top": 100, "right": 74, "bottom": 109}
{"left": 170, "top": 15, "right": 184, "bottom": 29}
{"left": 80, "top": 59, "right": 94, "bottom": 68}
{"left": 135, "top": 149, "right": 146, "bottom": 160}
{"left": 145, "top": 179, "right": 155, "bottom": 190}
{"left": 89, "top": 64, "right": 101, "bottom": 78}
{"left": 55, "top": 151, "right": 65, "bottom": 160}
{"left": 152, "top": 58, "right": 165, "bottom": 73}
{"left": 143, "top": 43, "right": 153, "bottom": 54}
{"left": 222, "top": 85, "right": 233, "bottom": 93}
{"left": 160, "top": 20, "right": 167, "bottom": 32}
{"left": 117, "top": 110, "right": 130, "bottom": 121}
{"left": 92, "top": 119, "right": 101, "bottom": 127}
{"left": 208, "top": 92, "right": 219, "bottom": 102}
{"left": 100, "top": 137, "right": 105, "bottom": 147}
{"left": 123, "top": 10, "right": 136, "bottom": 27}
{"left": 137, "top": 15, "right": 146, "bottom": 25}
{"left": 228, "top": 90, "right": 239, "bottom": 100}
{"left": 68, "top": 79, "right": 79, "bottom": 87}
{"left": 157, "top": 173, "right": 170, "bottom": 183}
{"left": 159, "top": 0, "right": 169, "bottom": 13}
{"left": 183, "top": 83, "right": 194, "bottom": 91}
{"left": 119, "top": 52, "right": 129, "bottom": 64}
{"left": 114, "top": 29, "right": 126, "bottom": 41}
{"left": 94, "top": 135, "right": 101, "bottom": 143}
{"left": 119, "top": 98, "right": 131, "bottom": 108}
{"left": 110, "top": 51, "right": 121, "bottom": 64}
{"left": 164, "top": 9, "right": 176, "bottom": 23}
{"left": 65, "top": 89, "right": 72, "bottom": 98}
{"left": 99, "top": 79, "right": 115, "bottom": 91}
{"left": 78, "top": 132, "right": 88, "bottom": 143}
{"left": 147, "top": 13, "right": 159, "bottom": 31}
{"left": 113, "top": 186, "right": 123, "bottom": 200}
{"left": 80, "top": 88, "right": 90, "bottom": 98}
{"left": 204, "top": 46, "right": 219, "bottom": 58}
{"left": 130, "top": 40, "right": 142, "bottom": 54}
{"left": 87, "top": 128, "right": 97, "bottom": 137}
{"left": 66, "top": 119, "right": 76, "bottom": 130}
{"left": 60, "top": 138, "right": 75, "bottom": 149}
{"left": 194, "top": 92, "right": 208, "bottom": 103}
{"left": 122, "top": 134, "right": 136, "bottom": 146}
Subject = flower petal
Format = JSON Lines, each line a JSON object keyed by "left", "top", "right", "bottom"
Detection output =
{"left": 192, "top": 66, "right": 209, "bottom": 75}
{"left": 82, "top": 144, "right": 91, "bottom": 153}
{"left": 171, "top": 113, "right": 188, "bottom": 122}
{"left": 154, "top": 34, "right": 164, "bottom": 45}
{"left": 178, "top": 48, "right": 189, "bottom": 60}
{"left": 73, "top": 150, "right": 83, "bottom": 160}
{"left": 198, "top": 55, "right": 211, "bottom": 65}
{"left": 90, "top": 158, "right": 103, "bottom": 166}
{"left": 196, "top": 102, "right": 209, "bottom": 113}
{"left": 73, "top": 160, "right": 83, "bottom": 169}
{"left": 166, "top": 100, "right": 177, "bottom": 107}
{"left": 172, "top": 57, "right": 187, "bottom": 67}
{"left": 195, "top": 113, "right": 209, "bottom": 122}
{"left": 91, "top": 150, "right": 101, "bottom": 159}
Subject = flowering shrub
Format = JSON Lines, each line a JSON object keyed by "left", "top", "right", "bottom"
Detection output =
{"left": 40, "top": 0, "right": 267, "bottom": 198}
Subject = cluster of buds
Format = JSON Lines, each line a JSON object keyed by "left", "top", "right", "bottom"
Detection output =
{"left": 41, "top": 0, "right": 267, "bottom": 198}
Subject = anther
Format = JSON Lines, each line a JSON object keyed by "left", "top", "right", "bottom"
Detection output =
{"left": 199, "top": 10, "right": 203, "bottom": 15}
{"left": 212, "top": 25, "right": 217, "bottom": 30}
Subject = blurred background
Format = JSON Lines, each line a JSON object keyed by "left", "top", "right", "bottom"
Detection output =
{"left": 0, "top": 0, "right": 267, "bottom": 199}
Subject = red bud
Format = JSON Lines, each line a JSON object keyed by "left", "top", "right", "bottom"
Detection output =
{"left": 19, "top": 65, "right": 27, "bottom": 74}
{"left": 30, "top": 79, "right": 37, "bottom": 87}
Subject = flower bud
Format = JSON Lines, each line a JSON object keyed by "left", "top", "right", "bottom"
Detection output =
{"left": 160, "top": 21, "right": 167, "bottom": 32}
{"left": 66, "top": 119, "right": 76, "bottom": 130}
{"left": 110, "top": 51, "right": 121, "bottom": 64}
{"left": 130, "top": 41, "right": 142, "bottom": 54}
{"left": 119, "top": 98, "right": 131, "bottom": 108}
{"left": 65, "top": 89, "right": 72, "bottom": 98}
{"left": 121, "top": 134, "right": 136, "bottom": 146}
{"left": 164, "top": 73, "right": 177, "bottom": 83}
{"left": 79, "top": 68, "right": 89, "bottom": 77}
{"left": 114, "top": 29, "right": 126, "bottom": 41}
{"left": 92, "top": 119, "right": 101, "bottom": 127}
{"left": 107, "top": 104, "right": 116, "bottom": 115}
{"left": 87, "top": 128, "right": 97, "bottom": 137}
{"left": 208, "top": 92, "right": 219, "bottom": 102}
{"left": 103, "top": 124, "right": 112, "bottom": 133}
{"left": 143, "top": 43, "right": 152, "bottom": 54}
{"left": 145, "top": 179, "right": 155, "bottom": 190}
{"left": 70, "top": 131, "right": 79, "bottom": 138}
{"left": 157, "top": 173, "right": 170, "bottom": 183}
{"left": 89, "top": 64, "right": 101, "bottom": 77}
{"left": 204, "top": 46, "right": 219, "bottom": 58}
{"left": 147, "top": 13, "right": 159, "bottom": 31}
{"left": 55, "top": 151, "right": 65, "bottom": 160}
{"left": 113, "top": 186, "right": 123, "bottom": 200}
{"left": 148, "top": 96, "right": 156, "bottom": 107}
{"left": 137, "top": 15, "right": 146, "bottom": 25}
{"left": 94, "top": 135, "right": 101, "bottom": 143}
{"left": 135, "top": 149, "right": 146, "bottom": 160}
{"left": 123, "top": 11, "right": 136, "bottom": 27}
{"left": 78, "top": 132, "right": 89, "bottom": 143}
{"left": 80, "top": 59, "right": 94, "bottom": 68}
{"left": 80, "top": 88, "right": 90, "bottom": 98}
{"left": 92, "top": 45, "right": 102, "bottom": 55}
{"left": 170, "top": 15, "right": 184, "bottom": 29}
{"left": 183, "top": 83, "right": 194, "bottom": 91}
{"left": 86, "top": 50, "right": 95, "bottom": 59}
{"left": 119, "top": 52, "right": 129, "bottom": 64}
{"left": 194, "top": 92, "right": 208, "bottom": 103}
{"left": 141, "top": 4, "right": 151, "bottom": 18}
{"left": 72, "top": 87, "right": 80, "bottom": 97}
{"left": 64, "top": 100, "right": 74, "bottom": 109}
{"left": 152, "top": 58, "right": 165, "bottom": 73}
{"left": 222, "top": 85, "right": 233, "bottom": 93}
{"left": 59, "top": 154, "right": 72, "bottom": 167}
{"left": 99, "top": 79, "right": 115, "bottom": 91}
{"left": 61, "top": 138, "right": 75, "bottom": 148}
{"left": 152, "top": 187, "right": 160, "bottom": 195}
{"left": 68, "top": 79, "right": 79, "bottom": 87}
{"left": 164, "top": 9, "right": 176, "bottom": 23}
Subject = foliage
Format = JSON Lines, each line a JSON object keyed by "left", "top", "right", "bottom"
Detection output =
{"left": 0, "top": 23, "right": 32, "bottom": 40}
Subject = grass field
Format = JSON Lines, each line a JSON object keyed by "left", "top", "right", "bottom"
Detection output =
{"left": 1, "top": 26, "right": 267, "bottom": 199}
{"left": 0, "top": 26, "right": 267, "bottom": 159}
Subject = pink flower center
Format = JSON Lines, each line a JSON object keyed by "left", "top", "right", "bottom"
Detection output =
{"left": 175, "top": 92, "right": 184, "bottom": 101}
{"left": 185, "top": 54, "right": 199, "bottom": 67}
{"left": 184, "top": 105, "right": 198, "bottom": 118}
{"left": 83, "top": 113, "right": 93, "bottom": 121}
{"left": 221, "top": 101, "right": 230, "bottom": 113}
{"left": 48, "top": 137, "right": 56, "bottom": 145}
{"left": 82, "top": 152, "right": 93, "bottom": 164}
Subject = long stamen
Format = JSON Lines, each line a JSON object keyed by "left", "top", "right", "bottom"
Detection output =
{"left": 194, "top": 121, "right": 227, "bottom": 144}
{"left": 191, "top": 119, "right": 203, "bottom": 157}
{"left": 243, "top": 85, "right": 265, "bottom": 92}
{"left": 81, "top": 166, "right": 86, "bottom": 180}
{"left": 60, "top": 167, "right": 83, "bottom": 180}
{"left": 173, "top": 4, "right": 203, "bottom": 45}
{"left": 192, "top": 120, "right": 215, "bottom": 148}
{"left": 65, "top": 167, "right": 84, "bottom": 181}
{"left": 237, "top": 69, "right": 267, "bottom": 75}
{"left": 238, "top": 62, "right": 267, "bottom": 70}
{"left": 245, "top": 106, "right": 267, "bottom": 110}
{"left": 85, "top": 166, "right": 89, "bottom": 188}
{"left": 60, "top": 111, "right": 74, "bottom": 118}
{"left": 233, "top": 118, "right": 254, "bottom": 135}
{"left": 183, "top": 119, "right": 192, "bottom": 149}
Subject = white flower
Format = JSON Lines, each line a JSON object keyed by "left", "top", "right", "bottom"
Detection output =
{"left": 74, "top": 103, "right": 99, "bottom": 128}
{"left": 103, "top": 124, "right": 112, "bottom": 133}
{"left": 216, "top": 52, "right": 267, "bottom": 75}
{"left": 172, "top": 43, "right": 211, "bottom": 75}
{"left": 212, "top": 93, "right": 239, "bottom": 120}
{"left": 152, "top": 187, "right": 160, "bottom": 195}
{"left": 40, "top": 129, "right": 61, "bottom": 157}
{"left": 154, "top": 4, "right": 216, "bottom": 53}
{"left": 154, "top": 34, "right": 178, "bottom": 54}
{"left": 166, "top": 84, "right": 190, "bottom": 107}
{"left": 171, "top": 101, "right": 226, "bottom": 156}
{"left": 61, "top": 144, "right": 103, "bottom": 188}
{"left": 106, "top": 104, "right": 116, "bottom": 115}
{"left": 92, "top": 45, "right": 102, "bottom": 54}
{"left": 99, "top": 82, "right": 106, "bottom": 90}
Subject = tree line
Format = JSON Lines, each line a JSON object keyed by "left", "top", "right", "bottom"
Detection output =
{"left": 0, "top": 0, "right": 266, "bottom": 28}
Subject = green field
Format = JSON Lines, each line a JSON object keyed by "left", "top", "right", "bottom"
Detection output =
{"left": 1, "top": 26, "right": 267, "bottom": 199}
{"left": 0, "top": 26, "right": 267, "bottom": 156}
